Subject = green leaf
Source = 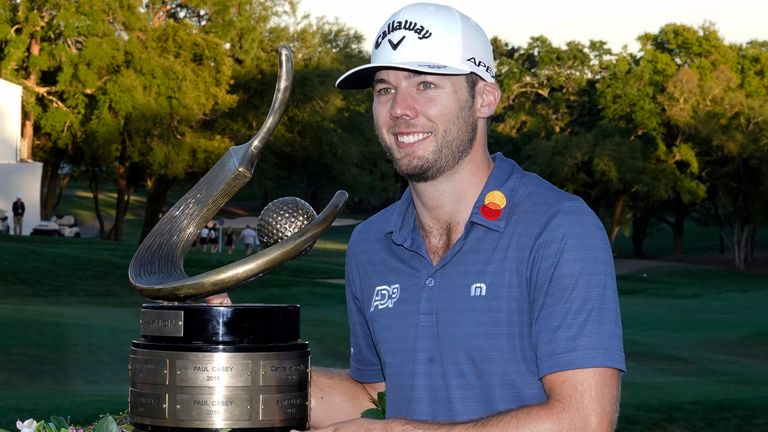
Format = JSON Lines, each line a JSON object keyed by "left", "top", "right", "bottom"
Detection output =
{"left": 360, "top": 408, "right": 385, "bottom": 420}
{"left": 49, "top": 416, "right": 69, "bottom": 431}
{"left": 360, "top": 391, "right": 386, "bottom": 419}
{"left": 376, "top": 391, "right": 386, "bottom": 413}
{"left": 93, "top": 416, "right": 119, "bottom": 432}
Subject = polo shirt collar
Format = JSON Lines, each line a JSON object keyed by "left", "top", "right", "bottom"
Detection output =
{"left": 469, "top": 153, "right": 520, "bottom": 232}
{"left": 388, "top": 187, "right": 420, "bottom": 249}
{"left": 386, "top": 152, "right": 521, "bottom": 245}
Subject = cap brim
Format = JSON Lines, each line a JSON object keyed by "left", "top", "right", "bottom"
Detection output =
{"left": 336, "top": 62, "right": 470, "bottom": 90}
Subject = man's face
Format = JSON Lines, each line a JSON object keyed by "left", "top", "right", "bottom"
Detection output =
{"left": 372, "top": 70, "right": 478, "bottom": 183}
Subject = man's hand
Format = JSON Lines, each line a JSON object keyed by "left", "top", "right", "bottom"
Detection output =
{"left": 294, "top": 418, "right": 389, "bottom": 432}
{"left": 304, "top": 368, "right": 621, "bottom": 432}
{"left": 309, "top": 369, "right": 385, "bottom": 429}
{"left": 204, "top": 292, "right": 232, "bottom": 305}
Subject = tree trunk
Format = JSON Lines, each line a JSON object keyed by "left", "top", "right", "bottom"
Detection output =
{"left": 53, "top": 172, "right": 71, "bottom": 216}
{"left": 21, "top": 36, "right": 40, "bottom": 161}
{"left": 608, "top": 193, "right": 628, "bottom": 246}
{"left": 21, "top": 116, "right": 35, "bottom": 161}
{"left": 732, "top": 222, "right": 754, "bottom": 269}
{"left": 671, "top": 205, "right": 686, "bottom": 257}
{"left": 124, "top": 187, "right": 134, "bottom": 218}
{"left": 87, "top": 167, "right": 106, "bottom": 239}
{"left": 109, "top": 138, "right": 130, "bottom": 241}
{"left": 40, "top": 154, "right": 64, "bottom": 220}
{"left": 140, "top": 174, "right": 172, "bottom": 243}
{"left": 631, "top": 216, "right": 649, "bottom": 257}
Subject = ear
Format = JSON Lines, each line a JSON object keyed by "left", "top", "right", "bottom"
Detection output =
{"left": 475, "top": 81, "right": 501, "bottom": 119}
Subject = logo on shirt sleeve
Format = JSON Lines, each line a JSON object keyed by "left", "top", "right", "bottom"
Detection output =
{"left": 371, "top": 284, "right": 400, "bottom": 311}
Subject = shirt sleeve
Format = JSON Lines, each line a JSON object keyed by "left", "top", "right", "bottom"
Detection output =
{"left": 527, "top": 199, "right": 626, "bottom": 378}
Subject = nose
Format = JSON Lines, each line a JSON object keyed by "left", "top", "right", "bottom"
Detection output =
{"left": 390, "top": 90, "right": 417, "bottom": 120}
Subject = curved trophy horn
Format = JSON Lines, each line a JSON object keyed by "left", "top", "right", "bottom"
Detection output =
{"left": 128, "top": 45, "right": 348, "bottom": 301}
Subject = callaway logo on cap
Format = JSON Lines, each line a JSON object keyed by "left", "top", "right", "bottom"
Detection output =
{"left": 336, "top": 3, "right": 496, "bottom": 89}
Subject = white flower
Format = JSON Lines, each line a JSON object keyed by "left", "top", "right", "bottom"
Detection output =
{"left": 16, "top": 419, "right": 37, "bottom": 432}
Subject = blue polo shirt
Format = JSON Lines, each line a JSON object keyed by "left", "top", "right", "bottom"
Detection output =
{"left": 345, "top": 153, "right": 625, "bottom": 422}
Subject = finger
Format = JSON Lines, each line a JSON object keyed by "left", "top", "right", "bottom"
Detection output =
{"left": 204, "top": 292, "right": 232, "bottom": 305}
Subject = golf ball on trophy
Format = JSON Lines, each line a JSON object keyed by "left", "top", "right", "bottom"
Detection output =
{"left": 257, "top": 197, "right": 317, "bottom": 255}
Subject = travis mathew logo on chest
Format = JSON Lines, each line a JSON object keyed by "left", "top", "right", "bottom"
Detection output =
{"left": 375, "top": 19, "right": 433, "bottom": 50}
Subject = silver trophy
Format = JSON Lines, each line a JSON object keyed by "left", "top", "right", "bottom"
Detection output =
{"left": 127, "top": 45, "right": 347, "bottom": 432}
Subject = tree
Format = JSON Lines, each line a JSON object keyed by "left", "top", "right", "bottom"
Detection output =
{"left": 664, "top": 46, "right": 768, "bottom": 267}
{"left": 493, "top": 36, "right": 608, "bottom": 143}
{"left": 0, "top": 0, "right": 105, "bottom": 218}
{"left": 492, "top": 36, "right": 655, "bottom": 246}
{"left": 200, "top": 3, "right": 397, "bottom": 213}
{"left": 3, "top": 0, "right": 386, "bottom": 241}
{"left": 596, "top": 25, "right": 718, "bottom": 256}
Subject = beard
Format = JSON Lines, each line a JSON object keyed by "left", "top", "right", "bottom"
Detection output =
{"left": 376, "top": 101, "right": 477, "bottom": 183}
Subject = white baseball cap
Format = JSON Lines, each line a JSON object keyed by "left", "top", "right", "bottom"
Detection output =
{"left": 336, "top": 3, "right": 496, "bottom": 89}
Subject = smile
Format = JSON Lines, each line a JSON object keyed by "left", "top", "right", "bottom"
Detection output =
{"left": 396, "top": 132, "right": 432, "bottom": 145}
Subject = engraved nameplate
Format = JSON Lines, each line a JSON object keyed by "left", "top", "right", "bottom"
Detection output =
{"left": 130, "top": 356, "right": 169, "bottom": 384}
{"left": 260, "top": 392, "right": 307, "bottom": 420}
{"left": 176, "top": 360, "right": 252, "bottom": 387}
{"left": 141, "top": 310, "right": 184, "bottom": 337}
{"left": 176, "top": 394, "right": 252, "bottom": 421}
{"left": 129, "top": 389, "right": 168, "bottom": 419}
{"left": 260, "top": 359, "right": 308, "bottom": 387}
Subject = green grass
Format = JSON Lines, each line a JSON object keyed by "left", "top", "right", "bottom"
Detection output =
{"left": 1, "top": 188, "right": 767, "bottom": 431}
{"left": 616, "top": 266, "right": 768, "bottom": 431}
{"left": 0, "top": 231, "right": 350, "bottom": 428}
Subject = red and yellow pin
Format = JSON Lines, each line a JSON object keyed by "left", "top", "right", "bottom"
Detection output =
{"left": 480, "top": 190, "right": 507, "bottom": 221}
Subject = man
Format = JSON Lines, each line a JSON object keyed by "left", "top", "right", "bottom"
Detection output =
{"left": 209, "top": 3, "right": 625, "bottom": 429}
{"left": 238, "top": 224, "right": 258, "bottom": 255}
{"left": 12, "top": 195, "right": 25, "bottom": 236}
{"left": 307, "top": 3, "right": 625, "bottom": 431}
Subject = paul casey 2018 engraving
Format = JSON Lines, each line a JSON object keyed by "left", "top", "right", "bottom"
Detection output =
{"left": 176, "top": 360, "right": 252, "bottom": 387}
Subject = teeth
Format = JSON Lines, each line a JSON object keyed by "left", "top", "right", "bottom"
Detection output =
{"left": 397, "top": 132, "right": 431, "bottom": 144}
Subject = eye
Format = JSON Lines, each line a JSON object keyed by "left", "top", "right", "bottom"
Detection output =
{"left": 417, "top": 81, "right": 436, "bottom": 90}
{"left": 374, "top": 86, "right": 394, "bottom": 96}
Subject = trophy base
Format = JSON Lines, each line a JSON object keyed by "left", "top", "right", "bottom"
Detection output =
{"left": 129, "top": 304, "right": 309, "bottom": 431}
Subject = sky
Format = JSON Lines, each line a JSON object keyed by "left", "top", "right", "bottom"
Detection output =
{"left": 299, "top": 0, "right": 767, "bottom": 52}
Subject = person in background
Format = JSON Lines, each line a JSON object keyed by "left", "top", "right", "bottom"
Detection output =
{"left": 0, "top": 209, "right": 9, "bottom": 235}
{"left": 199, "top": 226, "right": 210, "bottom": 252}
{"left": 208, "top": 223, "right": 219, "bottom": 253}
{"left": 225, "top": 228, "right": 236, "bottom": 254}
{"left": 12, "top": 195, "right": 25, "bottom": 236}
{"left": 213, "top": 3, "right": 625, "bottom": 431}
{"left": 238, "top": 224, "right": 258, "bottom": 255}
